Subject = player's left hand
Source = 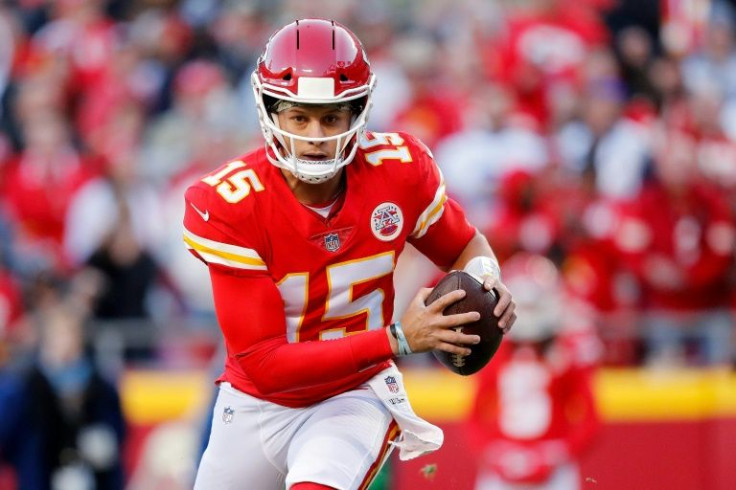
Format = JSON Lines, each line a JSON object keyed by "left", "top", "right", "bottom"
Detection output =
{"left": 479, "top": 275, "right": 516, "bottom": 334}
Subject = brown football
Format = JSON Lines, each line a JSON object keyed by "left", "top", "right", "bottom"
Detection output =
{"left": 425, "top": 270, "right": 503, "bottom": 375}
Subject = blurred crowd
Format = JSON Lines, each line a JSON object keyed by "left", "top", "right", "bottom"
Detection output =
{"left": 0, "top": 0, "right": 736, "bottom": 488}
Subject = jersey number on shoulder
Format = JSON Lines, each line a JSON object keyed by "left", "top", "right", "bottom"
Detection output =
{"left": 278, "top": 252, "right": 394, "bottom": 342}
{"left": 359, "top": 132, "right": 413, "bottom": 166}
{"left": 201, "top": 160, "right": 264, "bottom": 203}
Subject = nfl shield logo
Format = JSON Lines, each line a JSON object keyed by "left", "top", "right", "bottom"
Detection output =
{"left": 324, "top": 233, "right": 341, "bottom": 252}
{"left": 384, "top": 376, "right": 400, "bottom": 394}
{"left": 223, "top": 406, "right": 234, "bottom": 424}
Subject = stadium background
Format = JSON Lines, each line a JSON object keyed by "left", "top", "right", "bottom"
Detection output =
{"left": 1, "top": 0, "right": 735, "bottom": 489}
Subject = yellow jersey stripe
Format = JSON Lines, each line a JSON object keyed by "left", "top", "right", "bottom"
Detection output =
{"left": 183, "top": 228, "right": 263, "bottom": 260}
{"left": 183, "top": 235, "right": 266, "bottom": 270}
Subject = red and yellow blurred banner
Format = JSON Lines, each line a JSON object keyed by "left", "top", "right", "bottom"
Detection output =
{"left": 121, "top": 367, "right": 736, "bottom": 489}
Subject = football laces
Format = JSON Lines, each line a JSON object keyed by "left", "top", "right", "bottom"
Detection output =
{"left": 452, "top": 326, "right": 467, "bottom": 367}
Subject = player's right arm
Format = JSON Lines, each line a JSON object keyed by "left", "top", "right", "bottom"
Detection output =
{"left": 208, "top": 267, "right": 390, "bottom": 394}
{"left": 209, "top": 267, "right": 478, "bottom": 395}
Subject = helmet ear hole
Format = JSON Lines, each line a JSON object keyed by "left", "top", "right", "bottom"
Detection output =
{"left": 263, "top": 95, "right": 279, "bottom": 114}
{"left": 283, "top": 73, "right": 292, "bottom": 81}
{"left": 349, "top": 96, "right": 367, "bottom": 115}
{"left": 339, "top": 74, "right": 349, "bottom": 82}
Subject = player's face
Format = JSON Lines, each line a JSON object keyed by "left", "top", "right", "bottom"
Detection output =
{"left": 276, "top": 105, "right": 352, "bottom": 161}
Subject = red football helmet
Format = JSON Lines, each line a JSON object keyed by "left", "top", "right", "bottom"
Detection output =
{"left": 251, "top": 19, "right": 375, "bottom": 183}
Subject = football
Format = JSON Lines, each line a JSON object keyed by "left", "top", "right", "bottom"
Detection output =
{"left": 425, "top": 270, "right": 503, "bottom": 375}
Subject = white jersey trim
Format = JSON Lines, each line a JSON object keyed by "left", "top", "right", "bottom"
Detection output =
{"left": 411, "top": 172, "right": 447, "bottom": 239}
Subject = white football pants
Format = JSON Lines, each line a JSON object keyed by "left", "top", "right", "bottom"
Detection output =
{"left": 193, "top": 382, "right": 398, "bottom": 490}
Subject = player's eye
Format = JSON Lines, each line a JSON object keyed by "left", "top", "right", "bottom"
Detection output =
{"left": 323, "top": 113, "right": 347, "bottom": 126}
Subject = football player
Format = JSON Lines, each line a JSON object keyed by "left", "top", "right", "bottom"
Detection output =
{"left": 467, "top": 253, "right": 601, "bottom": 490}
{"left": 184, "top": 19, "right": 516, "bottom": 490}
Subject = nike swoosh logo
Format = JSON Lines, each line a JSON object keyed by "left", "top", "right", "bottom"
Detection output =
{"left": 190, "top": 202, "right": 210, "bottom": 222}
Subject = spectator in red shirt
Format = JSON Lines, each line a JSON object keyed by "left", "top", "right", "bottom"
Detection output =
{"left": 615, "top": 129, "right": 736, "bottom": 366}
{"left": 388, "top": 34, "right": 465, "bottom": 150}
{"left": 1, "top": 109, "right": 91, "bottom": 271}
{"left": 29, "top": 0, "right": 119, "bottom": 95}
{"left": 488, "top": 0, "right": 609, "bottom": 127}
{"left": 483, "top": 169, "right": 562, "bottom": 264}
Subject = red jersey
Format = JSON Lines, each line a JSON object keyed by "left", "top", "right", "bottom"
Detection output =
{"left": 390, "top": 92, "right": 465, "bottom": 150}
{"left": 614, "top": 181, "right": 735, "bottom": 311}
{"left": 183, "top": 131, "right": 475, "bottom": 407}
{"left": 487, "top": 3, "right": 608, "bottom": 125}
{"left": 495, "top": 4, "right": 608, "bottom": 82}
{"left": 467, "top": 336, "right": 600, "bottom": 484}
{"left": 1, "top": 152, "right": 91, "bottom": 253}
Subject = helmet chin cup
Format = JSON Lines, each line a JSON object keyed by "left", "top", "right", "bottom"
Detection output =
{"left": 291, "top": 158, "right": 340, "bottom": 184}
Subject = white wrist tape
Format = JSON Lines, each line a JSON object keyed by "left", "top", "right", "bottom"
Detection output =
{"left": 463, "top": 256, "right": 501, "bottom": 282}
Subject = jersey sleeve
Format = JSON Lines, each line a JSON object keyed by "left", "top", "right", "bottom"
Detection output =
{"left": 402, "top": 133, "right": 476, "bottom": 267}
{"left": 182, "top": 182, "right": 269, "bottom": 277}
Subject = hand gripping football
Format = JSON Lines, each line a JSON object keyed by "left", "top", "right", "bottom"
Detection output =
{"left": 425, "top": 270, "right": 504, "bottom": 375}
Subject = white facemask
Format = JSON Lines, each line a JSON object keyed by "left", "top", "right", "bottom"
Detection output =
{"left": 251, "top": 71, "right": 375, "bottom": 183}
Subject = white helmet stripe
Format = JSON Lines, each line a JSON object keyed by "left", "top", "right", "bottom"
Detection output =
{"left": 297, "top": 77, "right": 336, "bottom": 98}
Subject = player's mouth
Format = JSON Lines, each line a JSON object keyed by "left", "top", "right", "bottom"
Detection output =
{"left": 300, "top": 153, "right": 329, "bottom": 161}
